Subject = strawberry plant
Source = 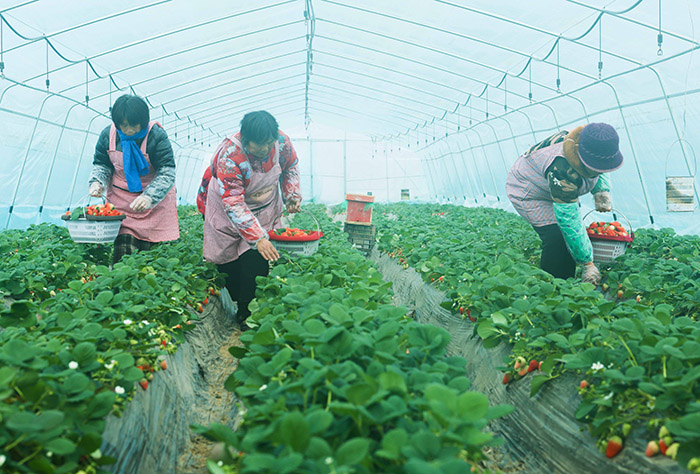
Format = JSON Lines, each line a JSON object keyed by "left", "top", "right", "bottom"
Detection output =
{"left": 195, "top": 205, "right": 513, "bottom": 473}
{"left": 373, "top": 202, "right": 700, "bottom": 469}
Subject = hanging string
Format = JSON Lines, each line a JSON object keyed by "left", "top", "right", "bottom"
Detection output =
{"left": 485, "top": 86, "right": 489, "bottom": 119}
{"left": 108, "top": 74, "right": 113, "bottom": 112}
{"left": 657, "top": 0, "right": 664, "bottom": 56}
{"left": 457, "top": 103, "right": 461, "bottom": 131}
{"left": 529, "top": 59, "right": 533, "bottom": 102}
{"left": 556, "top": 40, "right": 561, "bottom": 92}
{"left": 45, "top": 38, "right": 50, "bottom": 90}
{"left": 469, "top": 95, "right": 472, "bottom": 125}
{"left": 504, "top": 74, "right": 507, "bottom": 112}
{"left": 0, "top": 18, "right": 5, "bottom": 76}
{"left": 598, "top": 16, "right": 603, "bottom": 79}
{"left": 84, "top": 59, "right": 89, "bottom": 104}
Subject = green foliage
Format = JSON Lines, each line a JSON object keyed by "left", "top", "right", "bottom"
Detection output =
{"left": 373, "top": 202, "right": 700, "bottom": 468}
{"left": 197, "top": 205, "right": 511, "bottom": 473}
{"left": 0, "top": 206, "right": 222, "bottom": 473}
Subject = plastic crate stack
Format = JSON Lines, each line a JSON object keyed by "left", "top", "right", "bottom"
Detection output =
{"left": 344, "top": 222, "right": 376, "bottom": 256}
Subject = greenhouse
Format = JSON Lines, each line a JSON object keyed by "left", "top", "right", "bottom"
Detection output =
{"left": 1, "top": 1, "right": 699, "bottom": 473}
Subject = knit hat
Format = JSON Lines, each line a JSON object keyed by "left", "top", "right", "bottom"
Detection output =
{"left": 577, "top": 123, "right": 624, "bottom": 173}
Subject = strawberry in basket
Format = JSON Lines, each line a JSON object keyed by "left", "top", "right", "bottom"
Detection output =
{"left": 586, "top": 221, "right": 629, "bottom": 238}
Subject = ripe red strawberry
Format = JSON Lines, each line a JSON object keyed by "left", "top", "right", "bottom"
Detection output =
{"left": 537, "top": 361, "right": 543, "bottom": 370}
{"left": 459, "top": 306, "right": 464, "bottom": 314}
{"left": 659, "top": 439, "right": 668, "bottom": 455}
{"left": 209, "top": 287, "right": 215, "bottom": 296}
{"left": 203, "top": 297, "right": 209, "bottom": 305}
{"left": 528, "top": 360, "right": 538, "bottom": 372}
{"left": 645, "top": 440, "right": 659, "bottom": 457}
{"left": 197, "top": 303, "right": 204, "bottom": 313}
{"left": 502, "top": 373, "right": 512, "bottom": 384}
{"left": 139, "top": 380, "right": 148, "bottom": 391}
{"left": 580, "top": 380, "right": 589, "bottom": 389}
{"left": 605, "top": 436, "right": 623, "bottom": 458}
{"left": 160, "top": 360, "right": 167, "bottom": 370}
{"left": 617, "top": 290, "right": 624, "bottom": 299}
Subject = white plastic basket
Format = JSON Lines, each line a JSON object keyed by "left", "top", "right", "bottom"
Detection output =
{"left": 62, "top": 195, "right": 125, "bottom": 244}
{"left": 582, "top": 209, "right": 634, "bottom": 264}
{"left": 64, "top": 219, "right": 123, "bottom": 244}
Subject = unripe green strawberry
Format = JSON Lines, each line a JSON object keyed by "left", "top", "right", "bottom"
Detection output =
{"left": 687, "top": 457, "right": 700, "bottom": 472}
{"left": 659, "top": 426, "right": 670, "bottom": 438}
{"left": 665, "top": 443, "right": 679, "bottom": 459}
{"left": 622, "top": 423, "right": 632, "bottom": 437}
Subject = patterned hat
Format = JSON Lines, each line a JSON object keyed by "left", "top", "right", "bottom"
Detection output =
{"left": 577, "top": 123, "right": 624, "bottom": 173}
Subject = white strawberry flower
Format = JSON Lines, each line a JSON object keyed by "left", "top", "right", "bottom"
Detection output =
{"left": 591, "top": 362, "right": 605, "bottom": 372}
{"left": 0, "top": 454, "right": 5, "bottom": 466}
{"left": 604, "top": 392, "right": 614, "bottom": 401}
{"left": 217, "top": 461, "right": 224, "bottom": 467}
{"left": 325, "top": 457, "right": 333, "bottom": 465}
{"left": 115, "top": 386, "right": 125, "bottom": 395}
{"left": 47, "top": 451, "right": 53, "bottom": 457}
{"left": 105, "top": 360, "right": 116, "bottom": 370}
{"left": 68, "top": 361, "right": 79, "bottom": 370}
{"left": 123, "top": 319, "right": 133, "bottom": 326}
{"left": 259, "top": 384, "right": 268, "bottom": 391}
{"left": 141, "top": 320, "right": 149, "bottom": 325}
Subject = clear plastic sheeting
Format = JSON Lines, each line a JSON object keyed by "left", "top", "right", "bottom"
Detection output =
{"left": 372, "top": 250, "right": 685, "bottom": 474}
{"left": 0, "top": 1, "right": 698, "bottom": 234}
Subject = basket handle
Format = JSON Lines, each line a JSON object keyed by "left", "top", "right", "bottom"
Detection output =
{"left": 274, "top": 208, "right": 321, "bottom": 234}
{"left": 664, "top": 138, "right": 697, "bottom": 177}
{"left": 582, "top": 207, "right": 633, "bottom": 234}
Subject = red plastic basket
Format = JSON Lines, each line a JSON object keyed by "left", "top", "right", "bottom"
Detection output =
{"left": 583, "top": 209, "right": 634, "bottom": 263}
{"left": 268, "top": 210, "right": 323, "bottom": 257}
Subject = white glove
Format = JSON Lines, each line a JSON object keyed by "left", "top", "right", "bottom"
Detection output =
{"left": 130, "top": 194, "right": 153, "bottom": 212}
{"left": 581, "top": 262, "right": 601, "bottom": 285}
{"left": 594, "top": 191, "right": 612, "bottom": 212}
{"left": 89, "top": 181, "right": 104, "bottom": 197}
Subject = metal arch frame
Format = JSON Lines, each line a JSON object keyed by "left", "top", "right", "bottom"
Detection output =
{"left": 185, "top": 82, "right": 307, "bottom": 122}
{"left": 38, "top": 100, "right": 84, "bottom": 218}
{"left": 190, "top": 84, "right": 308, "bottom": 124}
{"left": 310, "top": 85, "right": 429, "bottom": 125}
{"left": 158, "top": 61, "right": 307, "bottom": 108}
{"left": 59, "top": 36, "right": 308, "bottom": 98}
{"left": 454, "top": 133, "right": 486, "bottom": 203}
{"left": 144, "top": 50, "right": 308, "bottom": 101}
{"left": 313, "top": 52, "right": 546, "bottom": 138}
{"left": 7, "top": 2, "right": 300, "bottom": 81}
{"left": 201, "top": 95, "right": 309, "bottom": 131}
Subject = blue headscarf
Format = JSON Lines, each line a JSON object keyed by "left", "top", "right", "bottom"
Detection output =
{"left": 118, "top": 126, "right": 150, "bottom": 192}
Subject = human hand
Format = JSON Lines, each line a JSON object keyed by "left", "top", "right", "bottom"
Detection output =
{"left": 594, "top": 191, "right": 612, "bottom": 212}
{"left": 581, "top": 262, "right": 601, "bottom": 285}
{"left": 286, "top": 200, "right": 301, "bottom": 213}
{"left": 130, "top": 194, "right": 152, "bottom": 212}
{"left": 256, "top": 238, "right": 279, "bottom": 261}
{"left": 89, "top": 181, "right": 104, "bottom": 197}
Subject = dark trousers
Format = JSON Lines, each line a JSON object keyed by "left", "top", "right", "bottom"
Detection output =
{"left": 113, "top": 234, "right": 155, "bottom": 265}
{"left": 217, "top": 249, "right": 269, "bottom": 320}
{"left": 532, "top": 224, "right": 576, "bottom": 280}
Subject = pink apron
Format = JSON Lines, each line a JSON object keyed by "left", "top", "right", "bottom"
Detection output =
{"left": 203, "top": 137, "right": 283, "bottom": 264}
{"left": 106, "top": 121, "right": 180, "bottom": 242}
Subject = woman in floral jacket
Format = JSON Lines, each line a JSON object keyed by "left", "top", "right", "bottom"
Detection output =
{"left": 198, "top": 111, "right": 301, "bottom": 329}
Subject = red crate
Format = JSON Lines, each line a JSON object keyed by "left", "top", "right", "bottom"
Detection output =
{"left": 346, "top": 194, "right": 375, "bottom": 225}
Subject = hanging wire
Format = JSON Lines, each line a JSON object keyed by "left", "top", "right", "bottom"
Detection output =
{"left": 485, "top": 86, "right": 489, "bottom": 118}
{"left": 657, "top": 0, "right": 664, "bottom": 56}
{"left": 503, "top": 74, "right": 507, "bottom": 112}
{"left": 528, "top": 59, "right": 533, "bottom": 102}
{"left": 457, "top": 102, "right": 461, "bottom": 131}
{"left": 597, "top": 15, "right": 603, "bottom": 79}
{"left": 108, "top": 74, "right": 113, "bottom": 111}
{"left": 556, "top": 40, "right": 561, "bottom": 92}
{"left": 0, "top": 17, "right": 5, "bottom": 76}
{"left": 468, "top": 95, "right": 472, "bottom": 125}
{"left": 45, "top": 37, "right": 50, "bottom": 90}
{"left": 84, "top": 59, "right": 89, "bottom": 104}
